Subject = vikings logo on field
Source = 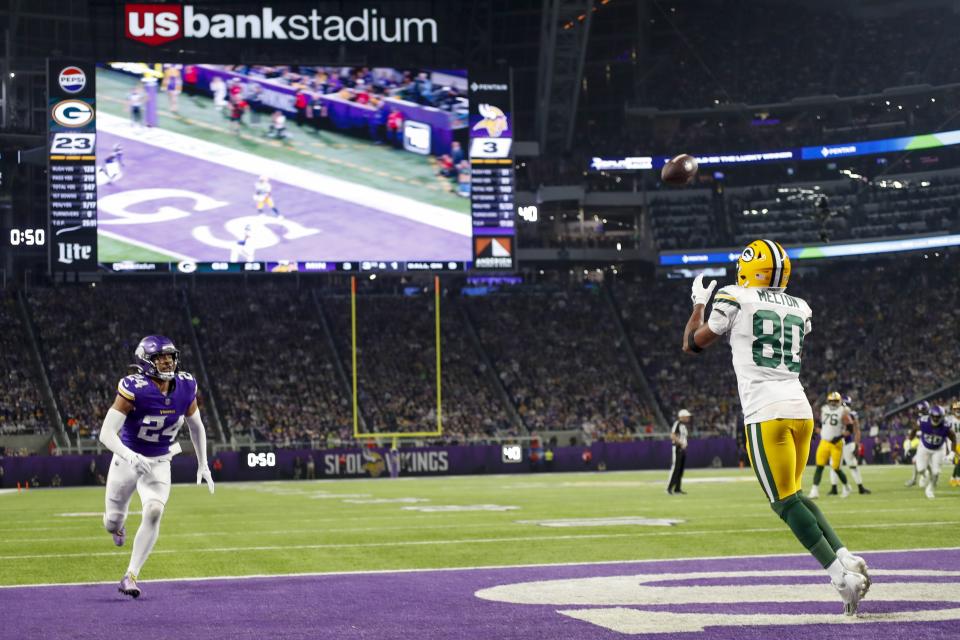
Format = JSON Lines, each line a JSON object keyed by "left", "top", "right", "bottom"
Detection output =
{"left": 472, "top": 104, "right": 508, "bottom": 138}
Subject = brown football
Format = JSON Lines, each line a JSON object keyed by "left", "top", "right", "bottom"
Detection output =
{"left": 661, "top": 154, "right": 699, "bottom": 185}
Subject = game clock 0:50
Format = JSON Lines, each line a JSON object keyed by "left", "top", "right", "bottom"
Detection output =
{"left": 9, "top": 228, "right": 46, "bottom": 246}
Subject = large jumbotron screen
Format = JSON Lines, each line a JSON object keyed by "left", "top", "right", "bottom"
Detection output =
{"left": 86, "top": 62, "right": 512, "bottom": 273}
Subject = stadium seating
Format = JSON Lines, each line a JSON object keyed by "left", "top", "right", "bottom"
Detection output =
{"left": 189, "top": 283, "right": 352, "bottom": 446}
{"left": 464, "top": 287, "right": 656, "bottom": 438}
{"left": 0, "top": 292, "right": 49, "bottom": 435}
{"left": 325, "top": 292, "right": 515, "bottom": 441}
{"left": 26, "top": 284, "right": 197, "bottom": 443}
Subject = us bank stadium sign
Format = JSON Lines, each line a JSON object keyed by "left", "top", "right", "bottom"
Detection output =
{"left": 124, "top": 4, "right": 439, "bottom": 46}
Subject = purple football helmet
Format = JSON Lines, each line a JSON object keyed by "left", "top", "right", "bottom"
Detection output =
{"left": 134, "top": 335, "right": 180, "bottom": 381}
{"left": 916, "top": 400, "right": 931, "bottom": 416}
{"left": 842, "top": 394, "right": 852, "bottom": 406}
{"left": 930, "top": 404, "right": 945, "bottom": 425}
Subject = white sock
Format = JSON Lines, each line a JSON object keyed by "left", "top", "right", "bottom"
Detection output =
{"left": 127, "top": 502, "right": 163, "bottom": 577}
{"left": 827, "top": 558, "right": 845, "bottom": 583}
{"left": 850, "top": 467, "right": 863, "bottom": 485}
{"left": 829, "top": 468, "right": 838, "bottom": 486}
{"left": 836, "top": 547, "right": 852, "bottom": 560}
{"left": 931, "top": 473, "right": 939, "bottom": 488}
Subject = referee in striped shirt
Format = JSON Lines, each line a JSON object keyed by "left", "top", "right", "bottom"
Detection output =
{"left": 667, "top": 409, "right": 691, "bottom": 495}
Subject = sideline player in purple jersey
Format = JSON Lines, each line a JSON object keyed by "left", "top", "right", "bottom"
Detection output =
{"left": 907, "top": 405, "right": 957, "bottom": 499}
{"left": 98, "top": 336, "right": 214, "bottom": 598}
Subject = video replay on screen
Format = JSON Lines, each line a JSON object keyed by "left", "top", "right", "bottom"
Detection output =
{"left": 95, "top": 63, "right": 472, "bottom": 265}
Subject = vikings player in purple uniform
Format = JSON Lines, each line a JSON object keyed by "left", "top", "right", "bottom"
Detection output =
{"left": 905, "top": 400, "right": 931, "bottom": 487}
{"left": 98, "top": 336, "right": 214, "bottom": 598}
{"left": 907, "top": 405, "right": 957, "bottom": 499}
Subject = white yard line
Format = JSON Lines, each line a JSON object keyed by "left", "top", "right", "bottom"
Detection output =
{"left": 2, "top": 522, "right": 957, "bottom": 562}
{"left": 98, "top": 112, "right": 472, "bottom": 236}
{"left": 3, "top": 545, "right": 958, "bottom": 590}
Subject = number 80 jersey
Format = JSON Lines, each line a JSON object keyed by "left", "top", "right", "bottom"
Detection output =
{"left": 116, "top": 372, "right": 198, "bottom": 457}
{"left": 707, "top": 285, "right": 813, "bottom": 420}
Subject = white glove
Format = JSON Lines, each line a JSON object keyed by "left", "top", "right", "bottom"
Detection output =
{"left": 197, "top": 465, "right": 215, "bottom": 494}
{"left": 127, "top": 452, "right": 153, "bottom": 476}
{"left": 690, "top": 274, "right": 718, "bottom": 306}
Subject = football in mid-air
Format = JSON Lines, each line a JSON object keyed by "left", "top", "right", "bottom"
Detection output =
{"left": 661, "top": 154, "right": 698, "bottom": 185}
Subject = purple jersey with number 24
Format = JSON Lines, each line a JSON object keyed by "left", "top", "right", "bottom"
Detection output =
{"left": 116, "top": 372, "right": 198, "bottom": 456}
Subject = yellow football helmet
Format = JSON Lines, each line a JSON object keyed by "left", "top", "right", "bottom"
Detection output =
{"left": 827, "top": 391, "right": 842, "bottom": 406}
{"left": 737, "top": 239, "right": 791, "bottom": 289}
{"left": 952, "top": 400, "right": 960, "bottom": 417}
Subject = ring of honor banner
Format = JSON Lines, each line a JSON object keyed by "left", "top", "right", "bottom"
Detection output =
{"left": 48, "top": 60, "right": 98, "bottom": 272}
{"left": 468, "top": 71, "right": 515, "bottom": 270}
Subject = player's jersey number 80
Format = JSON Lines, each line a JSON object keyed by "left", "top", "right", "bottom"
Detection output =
{"left": 751, "top": 310, "right": 805, "bottom": 372}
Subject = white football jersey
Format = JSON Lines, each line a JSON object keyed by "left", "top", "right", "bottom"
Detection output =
{"left": 707, "top": 285, "right": 813, "bottom": 421}
{"left": 947, "top": 414, "right": 960, "bottom": 437}
{"left": 820, "top": 404, "right": 847, "bottom": 441}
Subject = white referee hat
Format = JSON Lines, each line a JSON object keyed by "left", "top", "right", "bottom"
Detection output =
{"left": 678, "top": 409, "right": 691, "bottom": 418}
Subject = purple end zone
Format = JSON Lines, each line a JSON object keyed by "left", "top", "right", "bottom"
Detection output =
{"left": 3, "top": 549, "right": 959, "bottom": 640}
{"left": 96, "top": 131, "right": 470, "bottom": 262}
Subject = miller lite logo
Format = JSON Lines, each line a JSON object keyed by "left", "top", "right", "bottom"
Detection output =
{"left": 57, "top": 242, "right": 93, "bottom": 265}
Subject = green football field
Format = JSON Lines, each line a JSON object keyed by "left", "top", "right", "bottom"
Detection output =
{"left": 1, "top": 465, "right": 957, "bottom": 587}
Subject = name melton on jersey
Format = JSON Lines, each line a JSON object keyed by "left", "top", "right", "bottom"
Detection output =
{"left": 116, "top": 372, "right": 198, "bottom": 457}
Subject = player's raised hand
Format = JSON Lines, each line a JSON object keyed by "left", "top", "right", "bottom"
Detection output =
{"left": 690, "top": 274, "right": 718, "bottom": 306}
{"left": 197, "top": 465, "right": 215, "bottom": 494}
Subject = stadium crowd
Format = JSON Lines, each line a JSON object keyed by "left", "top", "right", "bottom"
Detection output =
{"left": 190, "top": 285, "right": 352, "bottom": 446}
{"left": 464, "top": 287, "right": 656, "bottom": 439}
{"left": 325, "top": 293, "right": 515, "bottom": 441}
{"left": 616, "top": 254, "right": 960, "bottom": 435}
{"left": 26, "top": 283, "right": 196, "bottom": 443}
{"left": 0, "top": 292, "right": 48, "bottom": 435}
{"left": 3, "top": 256, "right": 956, "bottom": 449}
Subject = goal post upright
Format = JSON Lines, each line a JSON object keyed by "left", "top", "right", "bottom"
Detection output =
{"left": 350, "top": 274, "right": 443, "bottom": 440}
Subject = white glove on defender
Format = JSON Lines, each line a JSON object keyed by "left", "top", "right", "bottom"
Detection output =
{"left": 197, "top": 465, "right": 215, "bottom": 494}
{"left": 127, "top": 452, "right": 154, "bottom": 476}
{"left": 690, "top": 274, "right": 718, "bottom": 306}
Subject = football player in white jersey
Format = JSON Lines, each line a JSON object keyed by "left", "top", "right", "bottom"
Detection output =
{"left": 810, "top": 391, "right": 852, "bottom": 498}
{"left": 253, "top": 175, "right": 282, "bottom": 218}
{"left": 948, "top": 401, "right": 960, "bottom": 487}
{"left": 829, "top": 394, "right": 871, "bottom": 495}
{"left": 682, "top": 239, "right": 869, "bottom": 615}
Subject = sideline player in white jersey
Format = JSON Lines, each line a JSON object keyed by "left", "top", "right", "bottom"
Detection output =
{"left": 810, "top": 392, "right": 852, "bottom": 499}
{"left": 98, "top": 336, "right": 215, "bottom": 598}
{"left": 829, "top": 394, "right": 871, "bottom": 495}
{"left": 682, "top": 239, "right": 869, "bottom": 615}
{"left": 253, "top": 175, "right": 282, "bottom": 218}
{"left": 948, "top": 401, "right": 960, "bottom": 487}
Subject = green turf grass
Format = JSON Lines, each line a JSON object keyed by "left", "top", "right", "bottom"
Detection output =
{"left": 97, "top": 234, "right": 180, "bottom": 263}
{"left": 0, "top": 465, "right": 956, "bottom": 586}
{"left": 96, "top": 69, "right": 470, "bottom": 214}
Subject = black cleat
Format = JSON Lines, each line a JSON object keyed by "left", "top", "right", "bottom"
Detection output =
{"left": 859, "top": 487, "right": 872, "bottom": 495}
{"left": 828, "top": 486, "right": 838, "bottom": 495}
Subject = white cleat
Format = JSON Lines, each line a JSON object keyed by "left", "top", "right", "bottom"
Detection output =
{"left": 840, "top": 553, "right": 871, "bottom": 589}
{"left": 905, "top": 477, "right": 916, "bottom": 487}
{"left": 925, "top": 484, "right": 935, "bottom": 499}
{"left": 840, "top": 485, "right": 851, "bottom": 499}
{"left": 833, "top": 569, "right": 869, "bottom": 616}
{"left": 809, "top": 485, "right": 820, "bottom": 499}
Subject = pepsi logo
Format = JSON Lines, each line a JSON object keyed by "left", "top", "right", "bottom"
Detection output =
{"left": 58, "top": 67, "right": 87, "bottom": 94}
